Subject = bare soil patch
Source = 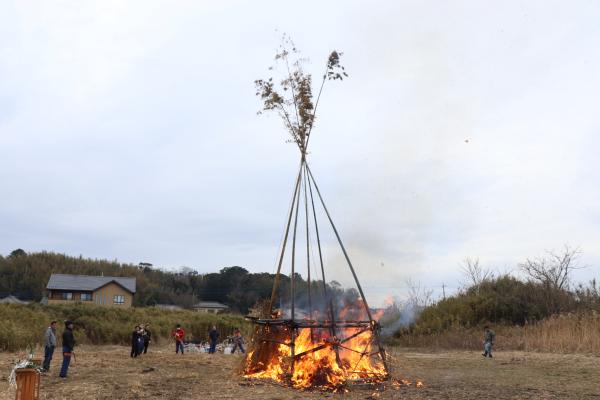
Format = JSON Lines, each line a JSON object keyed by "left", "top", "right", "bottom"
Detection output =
{"left": 1, "top": 346, "right": 599, "bottom": 399}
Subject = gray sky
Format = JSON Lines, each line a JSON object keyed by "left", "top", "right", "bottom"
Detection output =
{"left": 1, "top": 1, "right": 599, "bottom": 306}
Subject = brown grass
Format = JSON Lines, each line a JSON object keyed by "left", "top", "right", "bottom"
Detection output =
{"left": 392, "top": 312, "right": 600, "bottom": 353}
{"left": 1, "top": 345, "right": 599, "bottom": 399}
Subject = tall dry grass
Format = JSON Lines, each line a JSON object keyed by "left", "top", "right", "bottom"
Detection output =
{"left": 0, "top": 303, "right": 249, "bottom": 352}
{"left": 390, "top": 311, "right": 600, "bottom": 354}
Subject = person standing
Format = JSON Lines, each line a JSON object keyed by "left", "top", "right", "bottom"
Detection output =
{"left": 142, "top": 324, "right": 152, "bottom": 354}
{"left": 59, "top": 320, "right": 75, "bottom": 378}
{"left": 136, "top": 325, "right": 145, "bottom": 356}
{"left": 172, "top": 324, "right": 185, "bottom": 355}
{"left": 131, "top": 325, "right": 142, "bottom": 358}
{"left": 231, "top": 328, "right": 245, "bottom": 354}
{"left": 208, "top": 325, "right": 219, "bottom": 354}
{"left": 482, "top": 325, "right": 496, "bottom": 358}
{"left": 42, "top": 321, "right": 57, "bottom": 372}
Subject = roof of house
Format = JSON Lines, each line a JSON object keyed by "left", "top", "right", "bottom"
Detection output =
{"left": 193, "top": 301, "right": 229, "bottom": 309}
{"left": 46, "top": 274, "right": 136, "bottom": 294}
{"left": 0, "top": 295, "right": 29, "bottom": 304}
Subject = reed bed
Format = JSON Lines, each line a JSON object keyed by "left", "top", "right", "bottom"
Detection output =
{"left": 390, "top": 311, "right": 600, "bottom": 354}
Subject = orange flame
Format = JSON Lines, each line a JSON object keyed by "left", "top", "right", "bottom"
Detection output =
{"left": 245, "top": 325, "right": 387, "bottom": 389}
{"left": 391, "top": 378, "right": 425, "bottom": 389}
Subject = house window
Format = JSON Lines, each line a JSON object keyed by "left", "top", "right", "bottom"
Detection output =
{"left": 62, "top": 292, "right": 73, "bottom": 300}
{"left": 80, "top": 293, "right": 92, "bottom": 301}
{"left": 113, "top": 295, "right": 125, "bottom": 305}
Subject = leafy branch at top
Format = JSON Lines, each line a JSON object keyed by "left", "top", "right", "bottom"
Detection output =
{"left": 255, "top": 36, "right": 347, "bottom": 155}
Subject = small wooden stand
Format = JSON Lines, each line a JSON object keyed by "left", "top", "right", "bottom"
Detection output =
{"left": 15, "top": 369, "right": 40, "bottom": 400}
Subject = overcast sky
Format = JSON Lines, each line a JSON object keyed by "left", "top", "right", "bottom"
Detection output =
{"left": 1, "top": 1, "right": 599, "bottom": 306}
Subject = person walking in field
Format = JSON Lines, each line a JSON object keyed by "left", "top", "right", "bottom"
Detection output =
{"left": 208, "top": 325, "right": 220, "bottom": 354}
{"left": 59, "top": 320, "right": 75, "bottom": 378}
{"left": 142, "top": 324, "right": 152, "bottom": 354}
{"left": 482, "top": 325, "right": 496, "bottom": 358}
{"left": 42, "top": 320, "right": 57, "bottom": 372}
{"left": 231, "top": 328, "right": 245, "bottom": 354}
{"left": 172, "top": 324, "right": 185, "bottom": 355}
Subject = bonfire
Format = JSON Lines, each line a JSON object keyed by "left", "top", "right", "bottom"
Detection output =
{"left": 243, "top": 36, "right": 390, "bottom": 391}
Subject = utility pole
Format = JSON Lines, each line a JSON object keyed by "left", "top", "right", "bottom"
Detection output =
{"left": 442, "top": 283, "right": 446, "bottom": 300}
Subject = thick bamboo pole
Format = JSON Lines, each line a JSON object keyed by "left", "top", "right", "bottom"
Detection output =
{"left": 289, "top": 161, "right": 303, "bottom": 377}
{"left": 302, "top": 164, "right": 313, "bottom": 341}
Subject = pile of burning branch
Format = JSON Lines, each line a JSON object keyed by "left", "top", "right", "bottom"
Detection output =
{"left": 244, "top": 303, "right": 389, "bottom": 390}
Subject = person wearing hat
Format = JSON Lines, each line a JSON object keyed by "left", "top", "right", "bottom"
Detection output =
{"left": 59, "top": 320, "right": 76, "bottom": 378}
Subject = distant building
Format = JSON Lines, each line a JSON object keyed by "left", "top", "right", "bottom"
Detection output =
{"left": 192, "top": 301, "right": 229, "bottom": 314}
{"left": 46, "top": 274, "right": 136, "bottom": 307}
{"left": 0, "top": 295, "right": 29, "bottom": 305}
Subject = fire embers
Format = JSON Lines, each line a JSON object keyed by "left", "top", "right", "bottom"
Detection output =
{"left": 244, "top": 324, "right": 388, "bottom": 390}
{"left": 390, "top": 378, "right": 425, "bottom": 390}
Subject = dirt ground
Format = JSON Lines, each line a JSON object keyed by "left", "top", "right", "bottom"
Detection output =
{"left": 1, "top": 345, "right": 599, "bottom": 399}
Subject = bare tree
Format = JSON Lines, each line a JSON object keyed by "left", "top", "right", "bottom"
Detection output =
{"left": 405, "top": 278, "right": 433, "bottom": 309}
{"left": 460, "top": 257, "right": 494, "bottom": 289}
{"left": 519, "top": 245, "right": 582, "bottom": 290}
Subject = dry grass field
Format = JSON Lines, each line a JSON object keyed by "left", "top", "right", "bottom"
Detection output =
{"left": 394, "top": 312, "right": 600, "bottom": 354}
{"left": 1, "top": 345, "right": 599, "bottom": 399}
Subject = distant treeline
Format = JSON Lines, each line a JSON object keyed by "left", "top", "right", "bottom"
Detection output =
{"left": 372, "top": 247, "right": 600, "bottom": 352}
{"left": 386, "top": 273, "right": 600, "bottom": 354}
{"left": 387, "top": 247, "right": 600, "bottom": 342}
{"left": 405, "top": 275, "right": 600, "bottom": 335}
{"left": 0, "top": 250, "right": 356, "bottom": 314}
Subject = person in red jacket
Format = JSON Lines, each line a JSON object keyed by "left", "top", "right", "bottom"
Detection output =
{"left": 172, "top": 324, "right": 185, "bottom": 355}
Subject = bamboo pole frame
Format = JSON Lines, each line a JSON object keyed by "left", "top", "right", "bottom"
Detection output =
{"left": 259, "top": 155, "right": 390, "bottom": 381}
{"left": 251, "top": 45, "right": 389, "bottom": 385}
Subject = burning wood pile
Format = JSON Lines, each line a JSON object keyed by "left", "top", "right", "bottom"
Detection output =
{"left": 244, "top": 303, "right": 389, "bottom": 390}
{"left": 244, "top": 37, "right": 390, "bottom": 391}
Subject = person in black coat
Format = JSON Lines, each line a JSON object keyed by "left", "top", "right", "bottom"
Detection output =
{"left": 130, "top": 325, "right": 142, "bottom": 358}
{"left": 59, "top": 320, "right": 75, "bottom": 378}
{"left": 208, "top": 325, "right": 219, "bottom": 354}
